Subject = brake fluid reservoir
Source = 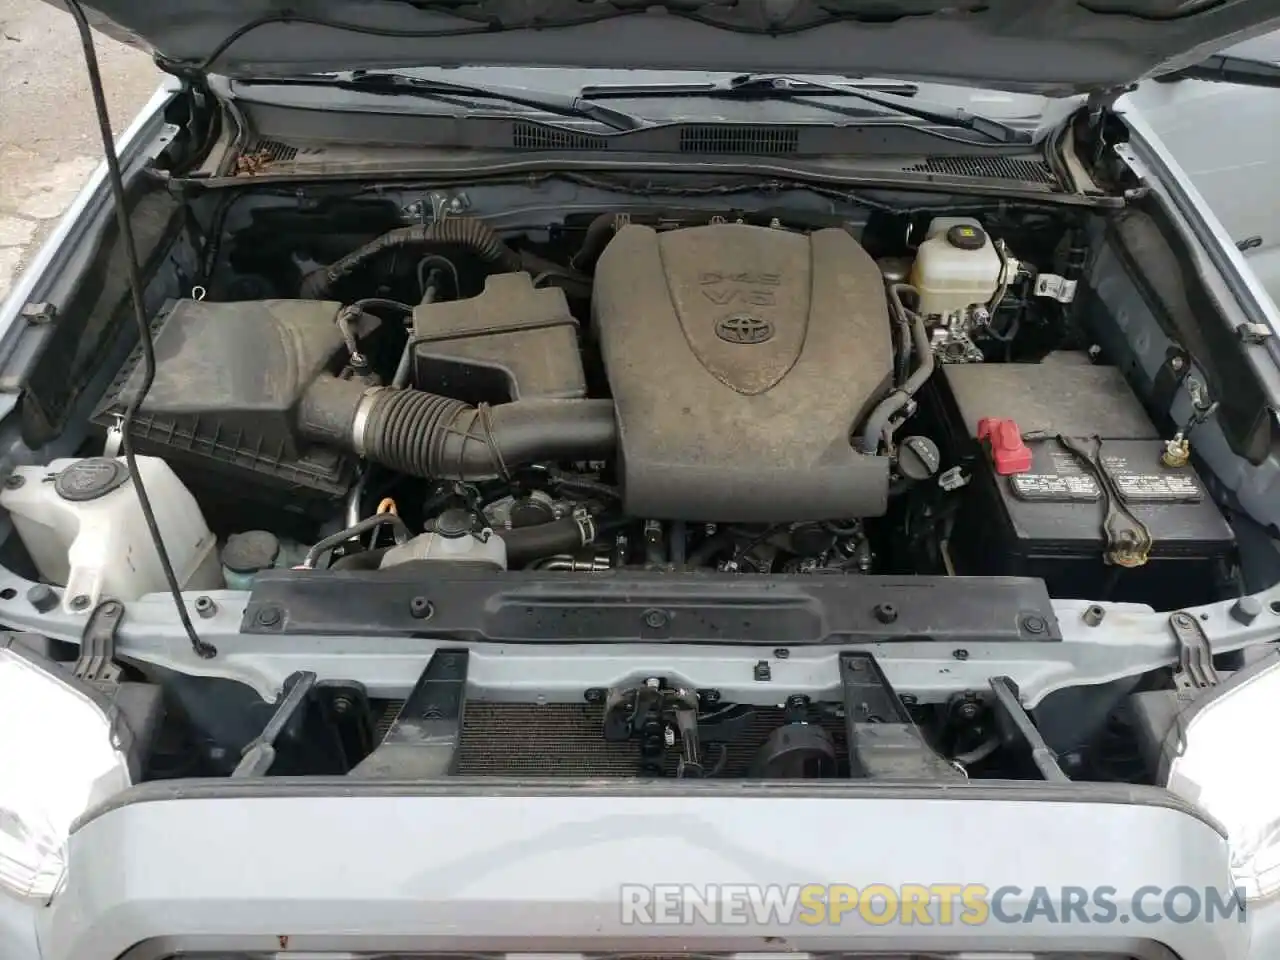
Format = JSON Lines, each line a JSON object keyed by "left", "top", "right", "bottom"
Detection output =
{"left": 909, "top": 218, "right": 1002, "bottom": 317}
{"left": 220, "top": 530, "right": 308, "bottom": 590}
{"left": 0, "top": 457, "right": 223, "bottom": 613}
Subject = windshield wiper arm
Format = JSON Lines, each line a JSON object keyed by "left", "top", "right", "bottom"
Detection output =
{"left": 580, "top": 78, "right": 921, "bottom": 98}
{"left": 583, "top": 73, "right": 1031, "bottom": 144}
{"left": 1155, "top": 54, "right": 1280, "bottom": 88}
{"left": 247, "top": 72, "right": 646, "bottom": 132}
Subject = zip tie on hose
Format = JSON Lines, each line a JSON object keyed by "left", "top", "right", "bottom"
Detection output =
{"left": 477, "top": 403, "right": 511, "bottom": 483}
{"left": 438, "top": 402, "right": 511, "bottom": 482}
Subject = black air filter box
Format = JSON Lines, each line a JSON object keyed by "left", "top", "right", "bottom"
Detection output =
{"left": 92, "top": 298, "right": 356, "bottom": 506}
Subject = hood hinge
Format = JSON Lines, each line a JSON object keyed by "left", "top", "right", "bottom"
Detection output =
{"left": 1086, "top": 85, "right": 1131, "bottom": 128}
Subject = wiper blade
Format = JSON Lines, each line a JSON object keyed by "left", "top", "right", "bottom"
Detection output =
{"left": 584, "top": 73, "right": 1031, "bottom": 144}
{"left": 247, "top": 72, "right": 646, "bottom": 133}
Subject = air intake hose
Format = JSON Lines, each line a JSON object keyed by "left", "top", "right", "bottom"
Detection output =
{"left": 299, "top": 375, "right": 617, "bottom": 480}
{"left": 299, "top": 218, "right": 524, "bottom": 299}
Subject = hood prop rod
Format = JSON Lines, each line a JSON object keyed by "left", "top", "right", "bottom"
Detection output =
{"left": 65, "top": 0, "right": 217, "bottom": 659}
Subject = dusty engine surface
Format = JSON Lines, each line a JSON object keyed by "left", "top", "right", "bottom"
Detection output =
{"left": 593, "top": 224, "right": 894, "bottom": 521}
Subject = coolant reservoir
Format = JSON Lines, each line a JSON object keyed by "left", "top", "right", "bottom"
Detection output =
{"left": 0, "top": 457, "right": 223, "bottom": 613}
{"left": 909, "top": 217, "right": 1002, "bottom": 317}
{"left": 378, "top": 508, "right": 508, "bottom": 570}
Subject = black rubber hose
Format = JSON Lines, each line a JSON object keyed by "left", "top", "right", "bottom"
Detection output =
{"left": 550, "top": 475, "right": 622, "bottom": 501}
{"left": 299, "top": 375, "right": 618, "bottom": 481}
{"left": 499, "top": 516, "right": 594, "bottom": 566}
{"left": 330, "top": 546, "right": 394, "bottom": 571}
{"left": 687, "top": 530, "right": 734, "bottom": 568}
{"left": 303, "top": 514, "right": 412, "bottom": 569}
{"left": 299, "top": 218, "right": 523, "bottom": 299}
{"left": 571, "top": 213, "right": 621, "bottom": 271}
{"left": 859, "top": 285, "right": 935, "bottom": 455}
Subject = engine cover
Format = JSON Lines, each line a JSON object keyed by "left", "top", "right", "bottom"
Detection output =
{"left": 593, "top": 223, "right": 893, "bottom": 521}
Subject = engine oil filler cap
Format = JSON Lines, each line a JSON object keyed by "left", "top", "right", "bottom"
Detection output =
{"left": 946, "top": 223, "right": 987, "bottom": 251}
{"left": 54, "top": 458, "right": 130, "bottom": 502}
{"left": 977, "top": 418, "right": 1032, "bottom": 475}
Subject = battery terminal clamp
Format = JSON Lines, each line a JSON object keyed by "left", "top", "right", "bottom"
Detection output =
{"left": 977, "top": 417, "right": 1032, "bottom": 475}
{"left": 1162, "top": 376, "right": 1218, "bottom": 469}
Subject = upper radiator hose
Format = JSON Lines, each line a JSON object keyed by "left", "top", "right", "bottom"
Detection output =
{"left": 299, "top": 218, "right": 524, "bottom": 299}
{"left": 299, "top": 375, "right": 617, "bottom": 480}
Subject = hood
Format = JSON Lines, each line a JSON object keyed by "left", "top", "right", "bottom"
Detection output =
{"left": 69, "top": 0, "right": 1280, "bottom": 95}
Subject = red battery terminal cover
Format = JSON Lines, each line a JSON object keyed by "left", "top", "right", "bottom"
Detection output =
{"left": 977, "top": 418, "right": 1032, "bottom": 475}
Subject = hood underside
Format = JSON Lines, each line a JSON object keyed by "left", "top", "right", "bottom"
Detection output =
{"left": 70, "top": 0, "right": 1280, "bottom": 94}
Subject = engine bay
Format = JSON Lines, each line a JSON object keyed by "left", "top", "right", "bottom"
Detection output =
{"left": 0, "top": 173, "right": 1259, "bottom": 787}
{"left": 47, "top": 190, "right": 1233, "bottom": 610}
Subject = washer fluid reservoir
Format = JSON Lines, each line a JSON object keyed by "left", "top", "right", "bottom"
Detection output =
{"left": 909, "top": 218, "right": 1003, "bottom": 317}
{"left": 0, "top": 457, "right": 223, "bottom": 613}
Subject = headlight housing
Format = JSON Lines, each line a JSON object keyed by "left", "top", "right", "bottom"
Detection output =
{"left": 0, "top": 642, "right": 131, "bottom": 903}
{"left": 1166, "top": 653, "right": 1280, "bottom": 901}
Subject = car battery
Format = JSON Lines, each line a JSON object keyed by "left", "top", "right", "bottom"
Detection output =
{"left": 936, "top": 354, "right": 1236, "bottom": 607}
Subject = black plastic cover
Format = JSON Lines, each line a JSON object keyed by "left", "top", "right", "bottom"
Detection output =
{"left": 593, "top": 224, "right": 893, "bottom": 521}
{"left": 412, "top": 272, "right": 586, "bottom": 403}
{"left": 242, "top": 567, "right": 1060, "bottom": 642}
{"left": 92, "top": 298, "right": 356, "bottom": 501}
{"left": 942, "top": 353, "right": 1160, "bottom": 440}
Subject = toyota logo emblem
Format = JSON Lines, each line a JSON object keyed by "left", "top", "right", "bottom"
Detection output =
{"left": 716, "top": 313, "right": 774, "bottom": 344}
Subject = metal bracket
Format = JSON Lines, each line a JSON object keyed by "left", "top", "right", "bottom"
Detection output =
{"left": 1170, "top": 611, "right": 1220, "bottom": 697}
{"left": 1151, "top": 345, "right": 1191, "bottom": 416}
{"left": 602, "top": 678, "right": 703, "bottom": 777}
{"left": 402, "top": 191, "right": 470, "bottom": 224}
{"left": 1086, "top": 87, "right": 1125, "bottom": 127}
{"left": 1237, "top": 322, "right": 1273, "bottom": 345}
{"left": 20, "top": 302, "right": 56, "bottom": 326}
{"left": 350, "top": 649, "right": 469, "bottom": 778}
{"left": 73, "top": 599, "right": 123, "bottom": 687}
{"left": 840, "top": 652, "right": 963, "bottom": 781}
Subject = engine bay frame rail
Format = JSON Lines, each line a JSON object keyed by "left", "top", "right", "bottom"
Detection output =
{"left": 238, "top": 569, "right": 1062, "bottom": 642}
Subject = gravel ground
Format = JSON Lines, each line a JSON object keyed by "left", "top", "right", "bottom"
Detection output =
{"left": 0, "top": 0, "right": 157, "bottom": 304}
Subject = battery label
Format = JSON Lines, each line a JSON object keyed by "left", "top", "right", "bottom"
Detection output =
{"left": 1010, "top": 473, "right": 1101, "bottom": 502}
{"left": 1107, "top": 471, "right": 1203, "bottom": 503}
{"left": 1100, "top": 454, "right": 1203, "bottom": 503}
{"left": 1005, "top": 442, "right": 1205, "bottom": 504}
